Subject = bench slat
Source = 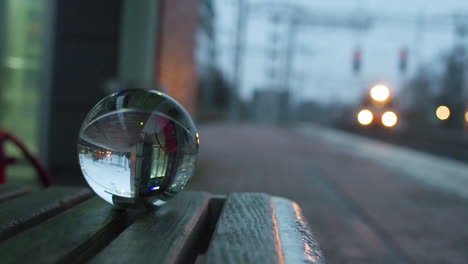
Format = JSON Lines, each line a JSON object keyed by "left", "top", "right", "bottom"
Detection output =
{"left": 0, "top": 186, "right": 326, "bottom": 264}
{"left": 272, "top": 197, "right": 325, "bottom": 264}
{"left": 0, "top": 184, "right": 31, "bottom": 203}
{"left": 205, "top": 193, "right": 284, "bottom": 264}
{"left": 0, "top": 186, "right": 92, "bottom": 241}
{"left": 205, "top": 193, "right": 325, "bottom": 264}
{"left": 0, "top": 197, "right": 137, "bottom": 264}
{"left": 88, "top": 192, "right": 212, "bottom": 264}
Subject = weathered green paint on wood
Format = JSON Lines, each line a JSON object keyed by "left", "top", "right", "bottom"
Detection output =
{"left": 88, "top": 192, "right": 212, "bottom": 264}
{"left": 0, "top": 185, "right": 326, "bottom": 264}
{"left": 272, "top": 197, "right": 325, "bottom": 264}
{"left": 0, "top": 185, "right": 31, "bottom": 203}
{"left": 205, "top": 193, "right": 284, "bottom": 264}
{"left": 0, "top": 187, "right": 92, "bottom": 241}
{"left": 205, "top": 193, "right": 326, "bottom": 264}
{"left": 0, "top": 197, "right": 137, "bottom": 264}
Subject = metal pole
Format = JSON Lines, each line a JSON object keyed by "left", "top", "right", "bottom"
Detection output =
{"left": 282, "top": 18, "right": 298, "bottom": 123}
{"left": 229, "top": 0, "right": 247, "bottom": 120}
{"left": 283, "top": 18, "right": 298, "bottom": 94}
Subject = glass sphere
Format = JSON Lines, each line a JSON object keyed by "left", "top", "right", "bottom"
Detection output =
{"left": 78, "top": 89, "right": 199, "bottom": 207}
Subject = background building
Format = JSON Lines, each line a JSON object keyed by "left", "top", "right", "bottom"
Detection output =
{"left": 0, "top": 0, "right": 216, "bottom": 184}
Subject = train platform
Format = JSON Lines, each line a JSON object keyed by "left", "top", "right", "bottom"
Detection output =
{"left": 189, "top": 122, "right": 468, "bottom": 264}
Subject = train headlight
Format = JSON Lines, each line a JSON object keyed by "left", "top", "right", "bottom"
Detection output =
{"left": 357, "top": 109, "right": 373, "bottom": 125}
{"left": 382, "top": 111, "right": 398, "bottom": 127}
{"left": 465, "top": 112, "right": 468, "bottom": 123}
{"left": 436, "top": 105, "right": 450, "bottom": 120}
{"left": 370, "top": 84, "right": 390, "bottom": 102}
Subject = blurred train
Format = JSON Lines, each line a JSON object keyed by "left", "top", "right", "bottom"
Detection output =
{"left": 356, "top": 84, "right": 399, "bottom": 128}
{"left": 349, "top": 82, "right": 468, "bottom": 133}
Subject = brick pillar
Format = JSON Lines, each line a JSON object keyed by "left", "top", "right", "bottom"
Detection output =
{"left": 156, "top": 0, "right": 200, "bottom": 114}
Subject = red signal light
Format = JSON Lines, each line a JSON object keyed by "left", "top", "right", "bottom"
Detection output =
{"left": 352, "top": 49, "right": 362, "bottom": 74}
{"left": 399, "top": 47, "right": 408, "bottom": 73}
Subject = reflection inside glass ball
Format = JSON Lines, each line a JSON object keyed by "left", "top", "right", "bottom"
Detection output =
{"left": 78, "top": 89, "right": 199, "bottom": 207}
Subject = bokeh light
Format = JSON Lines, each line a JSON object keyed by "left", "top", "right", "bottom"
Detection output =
{"left": 357, "top": 109, "right": 373, "bottom": 125}
{"left": 370, "top": 84, "right": 390, "bottom": 102}
{"left": 382, "top": 111, "right": 398, "bottom": 127}
{"left": 436, "top": 105, "right": 450, "bottom": 120}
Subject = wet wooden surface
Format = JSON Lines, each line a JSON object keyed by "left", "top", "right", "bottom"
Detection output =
{"left": 0, "top": 185, "right": 31, "bottom": 203}
{"left": 88, "top": 192, "right": 212, "bottom": 264}
{"left": 0, "top": 187, "right": 91, "bottom": 241}
{"left": 205, "top": 193, "right": 323, "bottom": 264}
{"left": 0, "top": 186, "right": 324, "bottom": 264}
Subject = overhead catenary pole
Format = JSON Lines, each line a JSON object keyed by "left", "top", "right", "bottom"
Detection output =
{"left": 449, "top": 13, "right": 468, "bottom": 129}
{"left": 266, "top": 12, "right": 281, "bottom": 90}
{"left": 413, "top": 11, "right": 426, "bottom": 67}
{"left": 229, "top": 0, "right": 248, "bottom": 120}
{"left": 283, "top": 17, "right": 298, "bottom": 94}
{"left": 282, "top": 17, "right": 299, "bottom": 122}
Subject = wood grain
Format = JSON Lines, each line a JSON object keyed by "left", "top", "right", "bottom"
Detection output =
{"left": 205, "top": 193, "right": 285, "bottom": 264}
{"left": 0, "top": 186, "right": 92, "bottom": 241}
{"left": 0, "top": 186, "right": 325, "bottom": 264}
{"left": 0, "top": 197, "right": 137, "bottom": 264}
{"left": 205, "top": 193, "right": 326, "bottom": 264}
{"left": 0, "top": 185, "right": 31, "bottom": 203}
{"left": 272, "top": 197, "right": 325, "bottom": 264}
{"left": 88, "top": 191, "right": 212, "bottom": 264}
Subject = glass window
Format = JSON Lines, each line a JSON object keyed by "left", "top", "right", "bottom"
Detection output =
{"left": 0, "top": 0, "right": 46, "bottom": 186}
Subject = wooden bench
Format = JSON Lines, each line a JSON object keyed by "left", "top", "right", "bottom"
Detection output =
{"left": 0, "top": 185, "right": 325, "bottom": 264}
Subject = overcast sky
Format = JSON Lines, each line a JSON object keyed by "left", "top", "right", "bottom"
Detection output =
{"left": 214, "top": 0, "right": 468, "bottom": 105}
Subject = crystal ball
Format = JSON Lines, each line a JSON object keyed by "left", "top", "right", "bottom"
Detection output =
{"left": 78, "top": 89, "right": 199, "bottom": 207}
